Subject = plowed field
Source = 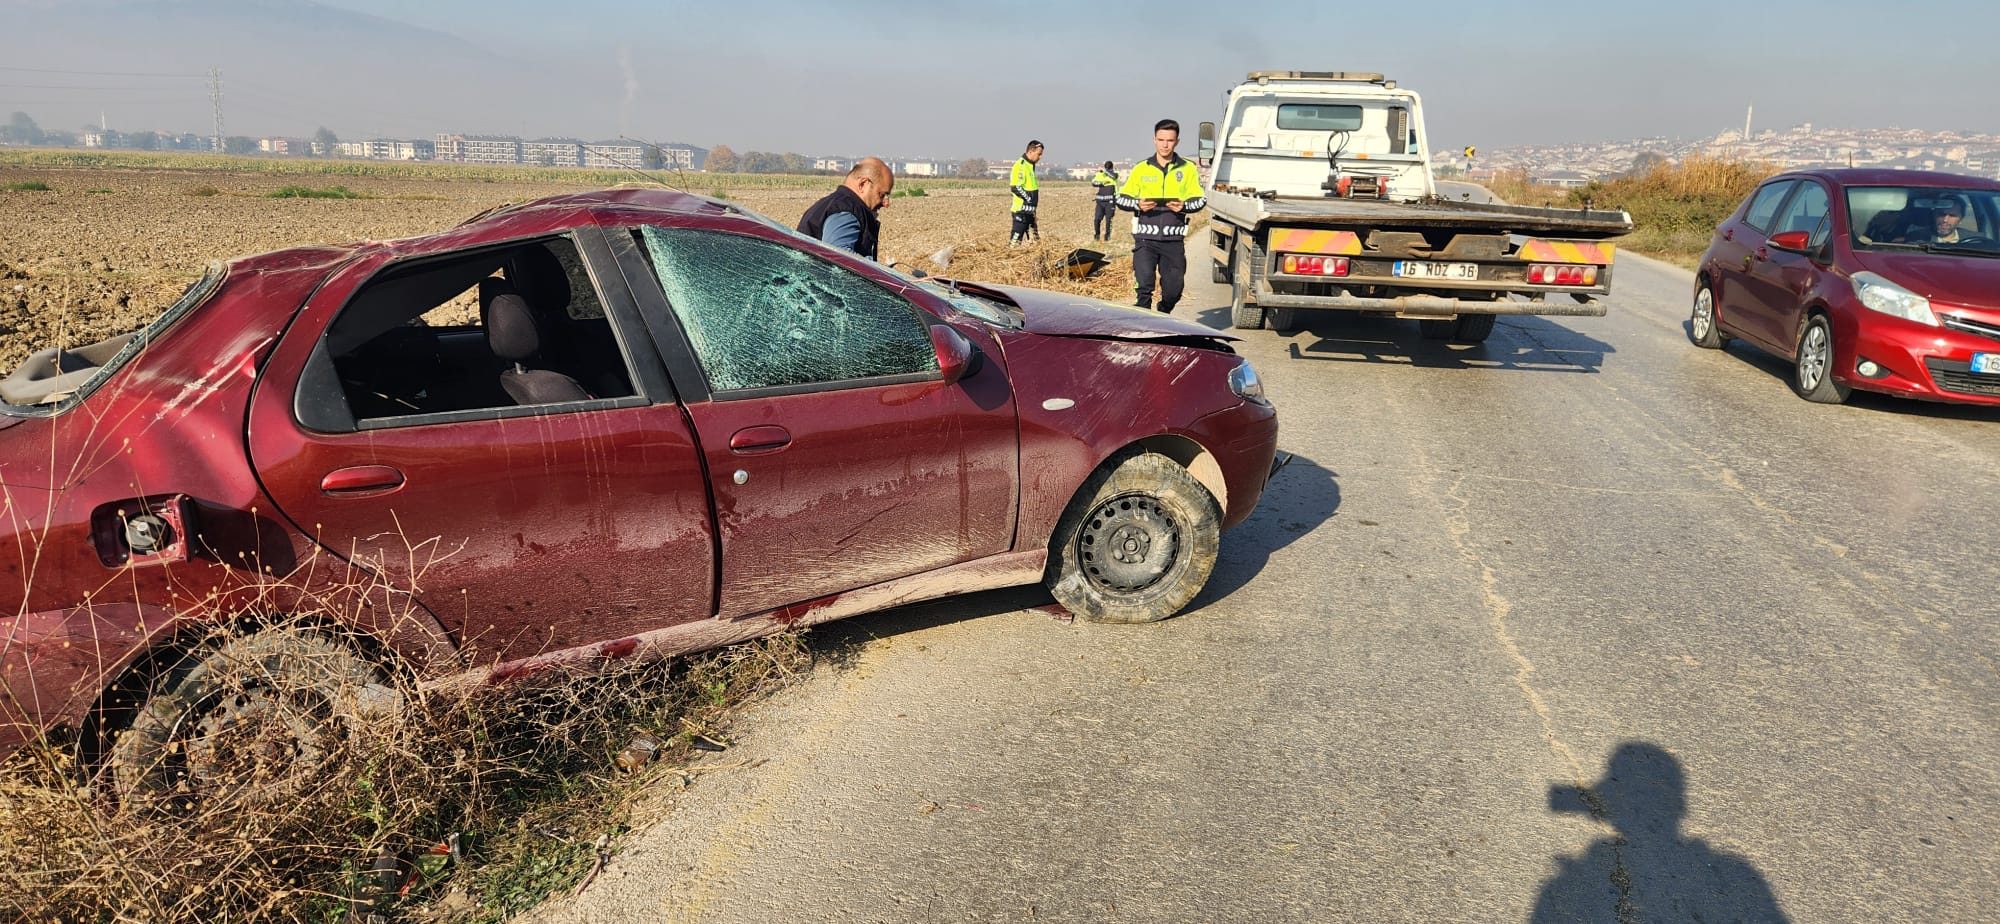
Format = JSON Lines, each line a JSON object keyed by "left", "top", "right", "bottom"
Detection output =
{"left": 0, "top": 165, "right": 1139, "bottom": 369}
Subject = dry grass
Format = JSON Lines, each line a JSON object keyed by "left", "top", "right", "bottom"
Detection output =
{"left": 914, "top": 236, "right": 1136, "bottom": 303}
{"left": 1, "top": 570, "right": 811, "bottom": 923}
{"left": 1484, "top": 157, "right": 1780, "bottom": 268}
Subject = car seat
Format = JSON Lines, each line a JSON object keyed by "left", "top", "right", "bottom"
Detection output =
{"left": 481, "top": 278, "right": 591, "bottom": 406}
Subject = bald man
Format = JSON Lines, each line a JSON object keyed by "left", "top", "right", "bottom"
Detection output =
{"left": 798, "top": 157, "right": 894, "bottom": 261}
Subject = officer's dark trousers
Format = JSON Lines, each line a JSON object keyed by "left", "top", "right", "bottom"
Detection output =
{"left": 1132, "top": 237, "right": 1186, "bottom": 312}
{"left": 1010, "top": 210, "right": 1038, "bottom": 241}
{"left": 1093, "top": 200, "right": 1116, "bottom": 240}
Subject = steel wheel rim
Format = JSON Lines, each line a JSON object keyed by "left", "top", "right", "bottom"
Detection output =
{"left": 1077, "top": 493, "right": 1181, "bottom": 594}
{"left": 1799, "top": 323, "right": 1829, "bottom": 390}
{"left": 1692, "top": 289, "right": 1714, "bottom": 339}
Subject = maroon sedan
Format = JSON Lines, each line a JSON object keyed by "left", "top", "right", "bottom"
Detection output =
{"left": 1691, "top": 168, "right": 2000, "bottom": 405}
{"left": 0, "top": 189, "right": 1278, "bottom": 794}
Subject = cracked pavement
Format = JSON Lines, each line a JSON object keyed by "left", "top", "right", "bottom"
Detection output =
{"left": 533, "top": 243, "right": 2000, "bottom": 924}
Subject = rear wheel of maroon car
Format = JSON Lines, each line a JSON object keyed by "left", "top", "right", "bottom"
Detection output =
{"left": 1690, "top": 283, "right": 1728, "bottom": 349}
{"left": 1047, "top": 453, "right": 1221, "bottom": 624}
{"left": 1792, "top": 314, "right": 1852, "bottom": 404}
{"left": 106, "top": 629, "right": 402, "bottom": 810}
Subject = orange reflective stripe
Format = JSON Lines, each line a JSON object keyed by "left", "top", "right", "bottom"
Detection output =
{"left": 1271, "top": 229, "right": 1362, "bottom": 255}
{"left": 1517, "top": 239, "right": 1616, "bottom": 264}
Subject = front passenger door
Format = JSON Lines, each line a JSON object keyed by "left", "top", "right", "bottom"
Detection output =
{"left": 622, "top": 224, "right": 1020, "bottom": 619}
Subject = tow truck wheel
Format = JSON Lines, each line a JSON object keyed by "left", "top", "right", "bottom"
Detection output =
{"left": 1229, "top": 240, "right": 1265, "bottom": 330}
{"left": 1452, "top": 314, "right": 1497, "bottom": 343}
{"left": 1267, "top": 307, "right": 1302, "bottom": 333}
{"left": 1230, "top": 275, "right": 1264, "bottom": 330}
{"left": 1418, "top": 318, "right": 1455, "bottom": 340}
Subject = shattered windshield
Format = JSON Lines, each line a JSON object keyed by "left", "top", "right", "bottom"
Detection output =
{"left": 638, "top": 226, "right": 938, "bottom": 392}
{"left": 727, "top": 206, "right": 1021, "bottom": 329}
{"left": 1849, "top": 185, "right": 2000, "bottom": 255}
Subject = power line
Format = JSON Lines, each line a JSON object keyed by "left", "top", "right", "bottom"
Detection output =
{"left": 0, "top": 65, "right": 207, "bottom": 78}
{"left": 0, "top": 83, "right": 201, "bottom": 91}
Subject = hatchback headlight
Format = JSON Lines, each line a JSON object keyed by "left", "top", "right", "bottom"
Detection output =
{"left": 1228, "top": 358, "right": 1269, "bottom": 406}
{"left": 1852, "top": 272, "right": 1939, "bottom": 326}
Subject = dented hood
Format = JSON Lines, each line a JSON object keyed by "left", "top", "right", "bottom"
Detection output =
{"left": 975, "top": 283, "right": 1238, "bottom": 342}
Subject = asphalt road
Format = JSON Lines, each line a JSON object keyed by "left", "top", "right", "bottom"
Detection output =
{"left": 538, "top": 244, "right": 2000, "bottom": 924}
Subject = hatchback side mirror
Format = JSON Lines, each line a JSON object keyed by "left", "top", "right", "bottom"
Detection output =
{"left": 930, "top": 324, "right": 982, "bottom": 385}
{"left": 1768, "top": 230, "right": 1811, "bottom": 252}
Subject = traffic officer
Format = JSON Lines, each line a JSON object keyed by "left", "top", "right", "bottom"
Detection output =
{"left": 1090, "top": 161, "right": 1118, "bottom": 242}
{"left": 1009, "top": 140, "right": 1043, "bottom": 246}
{"left": 1116, "top": 119, "right": 1205, "bottom": 312}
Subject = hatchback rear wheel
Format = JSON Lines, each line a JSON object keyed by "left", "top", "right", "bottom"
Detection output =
{"left": 1690, "top": 283, "right": 1727, "bottom": 348}
{"left": 1792, "top": 314, "right": 1851, "bottom": 404}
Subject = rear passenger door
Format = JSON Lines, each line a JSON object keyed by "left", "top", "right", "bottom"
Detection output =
{"left": 247, "top": 229, "right": 718, "bottom": 665}
{"left": 1714, "top": 178, "right": 1795, "bottom": 350}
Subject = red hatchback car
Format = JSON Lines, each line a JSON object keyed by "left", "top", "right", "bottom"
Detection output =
{"left": 1691, "top": 168, "right": 2000, "bottom": 405}
{"left": 0, "top": 189, "right": 1278, "bottom": 794}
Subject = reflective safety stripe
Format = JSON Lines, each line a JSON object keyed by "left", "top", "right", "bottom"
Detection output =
{"left": 1516, "top": 239, "right": 1616, "bottom": 264}
{"left": 1131, "top": 222, "right": 1190, "bottom": 236}
{"left": 1269, "top": 228, "right": 1363, "bottom": 255}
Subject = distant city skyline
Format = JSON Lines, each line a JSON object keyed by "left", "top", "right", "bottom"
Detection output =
{"left": 5, "top": 0, "right": 1997, "bottom": 162}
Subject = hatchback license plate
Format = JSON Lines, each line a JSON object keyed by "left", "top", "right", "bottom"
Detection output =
{"left": 1973, "top": 353, "right": 2000, "bottom": 374}
{"left": 1393, "top": 261, "right": 1479, "bottom": 280}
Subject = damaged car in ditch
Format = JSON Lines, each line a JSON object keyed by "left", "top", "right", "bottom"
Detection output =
{"left": 0, "top": 188, "right": 1279, "bottom": 797}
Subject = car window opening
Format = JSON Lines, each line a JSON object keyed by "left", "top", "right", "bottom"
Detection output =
{"left": 0, "top": 264, "right": 225, "bottom": 414}
{"left": 635, "top": 226, "right": 938, "bottom": 393}
{"left": 317, "top": 235, "right": 636, "bottom": 427}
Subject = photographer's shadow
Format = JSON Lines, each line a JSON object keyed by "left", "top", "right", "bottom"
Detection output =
{"left": 1533, "top": 742, "right": 1789, "bottom": 924}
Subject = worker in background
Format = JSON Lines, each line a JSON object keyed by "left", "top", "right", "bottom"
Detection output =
{"left": 1117, "top": 119, "right": 1205, "bottom": 313}
{"left": 1010, "top": 140, "right": 1043, "bottom": 246}
{"left": 1090, "top": 160, "right": 1118, "bottom": 242}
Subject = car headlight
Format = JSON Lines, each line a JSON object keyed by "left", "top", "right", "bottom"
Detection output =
{"left": 1851, "top": 272, "right": 1938, "bottom": 326}
{"left": 1228, "top": 358, "right": 1269, "bottom": 406}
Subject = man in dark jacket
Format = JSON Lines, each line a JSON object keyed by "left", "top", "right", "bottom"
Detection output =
{"left": 798, "top": 157, "right": 894, "bottom": 260}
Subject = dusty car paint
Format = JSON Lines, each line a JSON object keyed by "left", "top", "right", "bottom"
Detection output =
{"left": 0, "top": 188, "right": 1279, "bottom": 756}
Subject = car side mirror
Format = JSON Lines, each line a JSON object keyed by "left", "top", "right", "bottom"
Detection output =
{"left": 930, "top": 324, "right": 981, "bottom": 385}
{"left": 1768, "top": 230, "right": 1810, "bottom": 252}
{"left": 1198, "top": 121, "right": 1216, "bottom": 169}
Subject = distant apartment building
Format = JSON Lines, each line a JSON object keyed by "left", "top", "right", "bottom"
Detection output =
{"left": 334, "top": 139, "right": 434, "bottom": 161}
{"left": 582, "top": 141, "right": 645, "bottom": 170}
{"left": 434, "top": 134, "right": 521, "bottom": 165}
{"left": 657, "top": 143, "right": 703, "bottom": 170}
{"left": 814, "top": 156, "right": 853, "bottom": 173}
{"left": 259, "top": 137, "right": 303, "bottom": 155}
{"left": 1529, "top": 169, "right": 1592, "bottom": 188}
{"left": 523, "top": 139, "right": 584, "bottom": 168}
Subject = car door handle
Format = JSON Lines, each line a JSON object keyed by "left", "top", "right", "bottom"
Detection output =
{"left": 729, "top": 426, "right": 792, "bottom": 454}
{"left": 320, "top": 465, "right": 405, "bottom": 495}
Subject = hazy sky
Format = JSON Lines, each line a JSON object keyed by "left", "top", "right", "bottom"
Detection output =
{"left": 6, "top": 0, "right": 1997, "bottom": 162}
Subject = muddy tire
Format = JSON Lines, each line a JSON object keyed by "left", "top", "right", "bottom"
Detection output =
{"left": 1046, "top": 452, "right": 1221, "bottom": 624}
{"left": 106, "top": 629, "right": 401, "bottom": 810}
{"left": 1267, "top": 307, "right": 1303, "bottom": 333}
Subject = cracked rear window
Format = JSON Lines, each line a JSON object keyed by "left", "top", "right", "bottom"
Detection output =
{"left": 638, "top": 226, "right": 937, "bottom": 392}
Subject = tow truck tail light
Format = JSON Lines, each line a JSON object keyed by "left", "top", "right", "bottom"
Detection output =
{"left": 1528, "top": 264, "right": 1599, "bottom": 286}
{"left": 1281, "top": 254, "right": 1349, "bottom": 277}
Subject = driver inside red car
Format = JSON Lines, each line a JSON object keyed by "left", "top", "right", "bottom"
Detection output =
{"left": 1907, "top": 196, "right": 1982, "bottom": 246}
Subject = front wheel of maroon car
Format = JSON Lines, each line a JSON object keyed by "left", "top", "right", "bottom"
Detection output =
{"left": 105, "top": 629, "right": 402, "bottom": 812}
{"left": 1792, "top": 314, "right": 1852, "bottom": 404}
{"left": 1047, "top": 453, "right": 1221, "bottom": 624}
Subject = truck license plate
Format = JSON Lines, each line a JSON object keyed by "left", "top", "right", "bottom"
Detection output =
{"left": 1393, "top": 261, "right": 1479, "bottom": 280}
{"left": 1974, "top": 353, "right": 2000, "bottom": 374}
